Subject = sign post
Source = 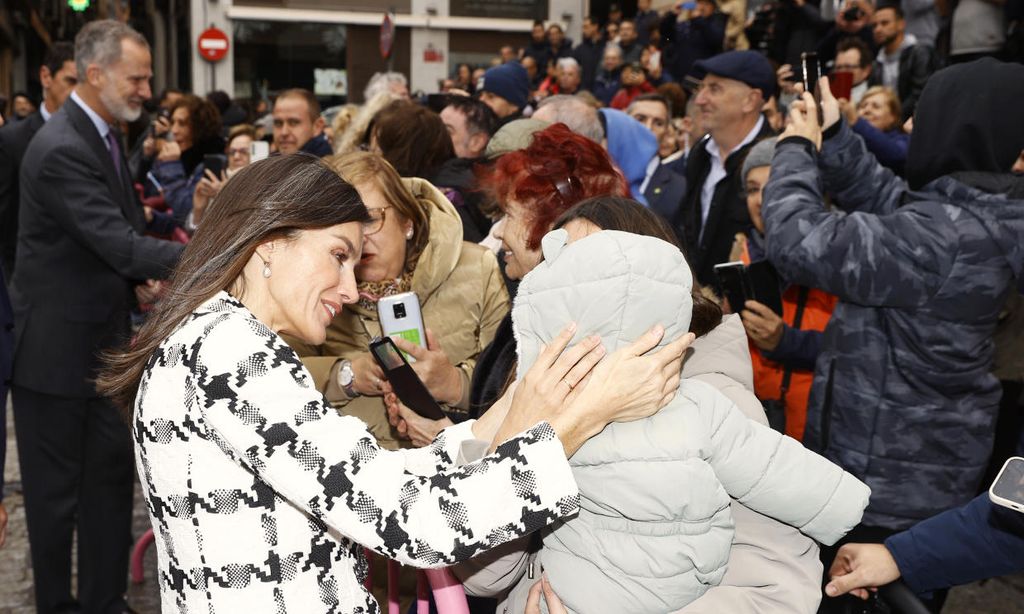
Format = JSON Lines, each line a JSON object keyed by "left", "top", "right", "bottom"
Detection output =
{"left": 197, "top": 27, "right": 230, "bottom": 63}
{"left": 380, "top": 12, "right": 395, "bottom": 71}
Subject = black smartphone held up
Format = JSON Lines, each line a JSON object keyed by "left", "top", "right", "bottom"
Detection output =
{"left": 714, "top": 262, "right": 752, "bottom": 315}
{"left": 715, "top": 261, "right": 784, "bottom": 317}
{"left": 800, "top": 51, "right": 823, "bottom": 125}
{"left": 202, "top": 154, "right": 227, "bottom": 179}
{"left": 369, "top": 336, "right": 447, "bottom": 421}
{"left": 746, "top": 260, "right": 784, "bottom": 317}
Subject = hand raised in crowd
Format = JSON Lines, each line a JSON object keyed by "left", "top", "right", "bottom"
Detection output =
{"left": 837, "top": 0, "right": 873, "bottom": 31}
{"left": 135, "top": 279, "right": 164, "bottom": 305}
{"left": 526, "top": 574, "right": 568, "bottom": 614}
{"left": 391, "top": 329, "right": 464, "bottom": 405}
{"left": 741, "top": 300, "right": 785, "bottom": 351}
{"left": 826, "top": 543, "right": 902, "bottom": 600}
{"left": 153, "top": 113, "right": 171, "bottom": 137}
{"left": 350, "top": 352, "right": 387, "bottom": 396}
{"left": 192, "top": 168, "right": 227, "bottom": 226}
{"left": 158, "top": 140, "right": 182, "bottom": 162}
{"left": 776, "top": 64, "right": 798, "bottom": 97}
{"left": 387, "top": 398, "right": 454, "bottom": 447}
{"left": 780, "top": 85, "right": 826, "bottom": 150}
{"left": 839, "top": 97, "right": 859, "bottom": 127}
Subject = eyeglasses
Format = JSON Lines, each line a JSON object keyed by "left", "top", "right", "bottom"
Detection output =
{"left": 363, "top": 205, "right": 393, "bottom": 236}
{"left": 227, "top": 147, "right": 250, "bottom": 157}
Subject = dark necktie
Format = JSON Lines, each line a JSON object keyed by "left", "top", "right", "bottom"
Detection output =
{"left": 105, "top": 130, "right": 123, "bottom": 181}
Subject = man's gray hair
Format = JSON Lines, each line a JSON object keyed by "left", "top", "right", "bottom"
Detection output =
{"left": 533, "top": 95, "right": 603, "bottom": 143}
{"left": 604, "top": 43, "right": 623, "bottom": 58}
{"left": 556, "top": 57, "right": 581, "bottom": 73}
{"left": 363, "top": 72, "right": 408, "bottom": 101}
{"left": 75, "top": 19, "right": 148, "bottom": 78}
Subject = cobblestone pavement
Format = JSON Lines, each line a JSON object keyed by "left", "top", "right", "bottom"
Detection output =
{"left": 2, "top": 404, "right": 1023, "bottom": 613}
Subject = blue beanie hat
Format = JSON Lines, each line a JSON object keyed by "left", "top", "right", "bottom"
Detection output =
{"left": 480, "top": 62, "right": 530, "bottom": 110}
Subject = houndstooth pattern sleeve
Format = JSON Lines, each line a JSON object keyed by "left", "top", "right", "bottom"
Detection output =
{"left": 185, "top": 303, "right": 581, "bottom": 569}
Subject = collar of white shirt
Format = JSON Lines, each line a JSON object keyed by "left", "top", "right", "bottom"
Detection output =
{"left": 70, "top": 90, "right": 113, "bottom": 149}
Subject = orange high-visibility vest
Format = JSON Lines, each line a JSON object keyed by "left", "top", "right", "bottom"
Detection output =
{"left": 740, "top": 239, "right": 837, "bottom": 440}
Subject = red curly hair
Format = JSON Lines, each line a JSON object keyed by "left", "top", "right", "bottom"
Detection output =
{"left": 481, "top": 123, "right": 628, "bottom": 249}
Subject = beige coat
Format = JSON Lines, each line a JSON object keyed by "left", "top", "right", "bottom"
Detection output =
{"left": 285, "top": 178, "right": 509, "bottom": 449}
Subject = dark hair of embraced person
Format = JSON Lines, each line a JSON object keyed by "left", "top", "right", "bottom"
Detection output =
{"left": 554, "top": 196, "right": 724, "bottom": 338}
{"left": 97, "top": 154, "right": 370, "bottom": 413}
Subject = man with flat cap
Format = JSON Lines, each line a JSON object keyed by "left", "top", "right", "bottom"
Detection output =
{"left": 671, "top": 50, "right": 776, "bottom": 288}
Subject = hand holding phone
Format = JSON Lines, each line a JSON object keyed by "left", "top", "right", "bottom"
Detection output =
{"left": 378, "top": 292, "right": 427, "bottom": 361}
{"left": 800, "top": 52, "right": 823, "bottom": 126}
{"left": 369, "top": 336, "right": 446, "bottom": 420}
{"left": 389, "top": 328, "right": 463, "bottom": 405}
{"left": 830, "top": 71, "right": 854, "bottom": 101}
{"left": 202, "top": 153, "right": 227, "bottom": 179}
{"left": 990, "top": 457, "right": 1024, "bottom": 513}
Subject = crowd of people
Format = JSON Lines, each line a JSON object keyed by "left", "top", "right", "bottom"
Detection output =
{"left": 0, "top": 2, "right": 1023, "bottom": 613}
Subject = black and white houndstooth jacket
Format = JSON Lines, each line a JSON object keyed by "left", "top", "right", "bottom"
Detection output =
{"left": 134, "top": 292, "right": 580, "bottom": 613}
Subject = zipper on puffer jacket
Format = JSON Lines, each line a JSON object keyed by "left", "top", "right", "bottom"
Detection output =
{"left": 820, "top": 359, "right": 837, "bottom": 452}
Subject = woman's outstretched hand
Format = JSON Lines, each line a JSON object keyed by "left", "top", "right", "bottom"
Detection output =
{"left": 485, "top": 323, "right": 694, "bottom": 457}
{"left": 558, "top": 326, "right": 694, "bottom": 448}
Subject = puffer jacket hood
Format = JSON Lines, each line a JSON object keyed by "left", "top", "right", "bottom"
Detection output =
{"left": 515, "top": 229, "right": 691, "bottom": 372}
{"left": 600, "top": 108, "right": 658, "bottom": 205}
{"left": 509, "top": 229, "right": 869, "bottom": 613}
{"left": 920, "top": 173, "right": 1024, "bottom": 282}
{"left": 906, "top": 59, "right": 1024, "bottom": 190}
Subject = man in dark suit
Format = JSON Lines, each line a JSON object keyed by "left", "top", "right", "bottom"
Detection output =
{"left": 0, "top": 42, "right": 76, "bottom": 280}
{"left": 11, "top": 20, "right": 183, "bottom": 613}
{"left": 672, "top": 51, "right": 776, "bottom": 288}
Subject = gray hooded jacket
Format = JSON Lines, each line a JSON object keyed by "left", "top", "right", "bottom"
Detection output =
{"left": 506, "top": 230, "right": 870, "bottom": 613}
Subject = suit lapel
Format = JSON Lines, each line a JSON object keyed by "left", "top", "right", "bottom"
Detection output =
{"left": 66, "top": 101, "right": 141, "bottom": 228}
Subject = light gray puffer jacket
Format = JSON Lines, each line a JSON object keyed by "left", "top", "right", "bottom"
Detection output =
{"left": 508, "top": 230, "right": 870, "bottom": 614}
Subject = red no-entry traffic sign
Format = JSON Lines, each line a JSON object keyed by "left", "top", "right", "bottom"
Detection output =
{"left": 198, "top": 27, "right": 230, "bottom": 63}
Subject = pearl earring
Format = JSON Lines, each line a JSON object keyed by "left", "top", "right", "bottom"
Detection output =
{"left": 405, "top": 229, "right": 413, "bottom": 240}
{"left": 262, "top": 262, "right": 272, "bottom": 278}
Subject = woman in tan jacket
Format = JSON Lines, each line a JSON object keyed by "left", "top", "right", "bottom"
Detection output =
{"left": 285, "top": 152, "right": 509, "bottom": 450}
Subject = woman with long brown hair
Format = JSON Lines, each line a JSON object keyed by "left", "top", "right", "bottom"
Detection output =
{"left": 96, "top": 153, "right": 690, "bottom": 611}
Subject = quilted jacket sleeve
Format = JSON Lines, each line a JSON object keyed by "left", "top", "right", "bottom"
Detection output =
{"left": 818, "top": 119, "right": 907, "bottom": 216}
{"left": 193, "top": 313, "right": 580, "bottom": 568}
{"left": 762, "top": 135, "right": 956, "bottom": 308}
{"left": 693, "top": 383, "right": 871, "bottom": 546}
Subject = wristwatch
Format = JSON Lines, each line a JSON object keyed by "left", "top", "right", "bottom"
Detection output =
{"left": 337, "top": 359, "right": 359, "bottom": 398}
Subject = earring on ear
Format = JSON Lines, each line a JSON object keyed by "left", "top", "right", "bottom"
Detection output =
{"left": 262, "top": 260, "right": 272, "bottom": 278}
{"left": 405, "top": 229, "right": 414, "bottom": 240}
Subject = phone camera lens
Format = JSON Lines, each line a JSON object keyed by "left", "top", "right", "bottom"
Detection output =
{"left": 393, "top": 304, "right": 407, "bottom": 319}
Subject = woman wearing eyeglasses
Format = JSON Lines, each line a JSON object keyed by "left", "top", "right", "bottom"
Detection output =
{"left": 190, "top": 124, "right": 257, "bottom": 228}
{"left": 284, "top": 151, "right": 509, "bottom": 450}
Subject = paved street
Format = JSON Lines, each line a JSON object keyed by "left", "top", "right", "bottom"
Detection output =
{"left": 2, "top": 402, "right": 1023, "bottom": 613}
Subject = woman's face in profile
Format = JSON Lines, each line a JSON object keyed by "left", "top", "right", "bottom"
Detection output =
{"left": 266, "top": 222, "right": 363, "bottom": 344}
{"left": 494, "top": 199, "right": 544, "bottom": 280}
{"left": 353, "top": 180, "right": 412, "bottom": 283}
